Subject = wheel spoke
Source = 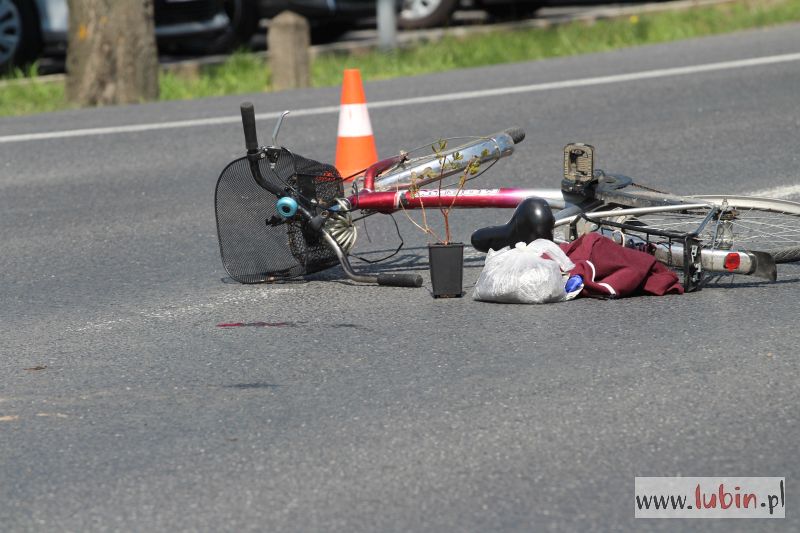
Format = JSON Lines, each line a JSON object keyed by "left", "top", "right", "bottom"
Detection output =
{"left": 619, "top": 200, "right": 800, "bottom": 257}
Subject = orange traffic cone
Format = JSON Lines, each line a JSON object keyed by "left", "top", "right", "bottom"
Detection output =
{"left": 335, "top": 69, "right": 378, "bottom": 181}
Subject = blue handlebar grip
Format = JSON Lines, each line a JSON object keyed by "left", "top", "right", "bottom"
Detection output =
{"left": 276, "top": 197, "right": 298, "bottom": 218}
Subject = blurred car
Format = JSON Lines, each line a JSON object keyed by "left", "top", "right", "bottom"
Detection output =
{"left": 243, "top": 0, "right": 543, "bottom": 39}
{"left": 166, "top": 0, "right": 373, "bottom": 52}
{"left": 255, "top": 0, "right": 544, "bottom": 31}
{"left": 251, "top": 1, "right": 387, "bottom": 43}
{"left": 191, "top": 0, "right": 547, "bottom": 52}
{"left": 399, "top": 0, "right": 543, "bottom": 29}
{"left": 0, "top": 0, "right": 230, "bottom": 70}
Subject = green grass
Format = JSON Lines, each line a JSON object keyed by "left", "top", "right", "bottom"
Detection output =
{"left": 2, "top": 0, "right": 799, "bottom": 117}
{"left": 159, "top": 51, "right": 270, "bottom": 100}
{"left": 0, "top": 65, "right": 69, "bottom": 116}
{"left": 312, "top": 0, "right": 800, "bottom": 83}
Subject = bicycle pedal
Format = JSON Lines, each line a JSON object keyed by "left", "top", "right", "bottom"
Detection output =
{"left": 563, "top": 143, "right": 595, "bottom": 183}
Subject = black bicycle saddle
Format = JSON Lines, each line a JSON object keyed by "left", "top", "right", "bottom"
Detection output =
{"left": 470, "top": 197, "right": 555, "bottom": 252}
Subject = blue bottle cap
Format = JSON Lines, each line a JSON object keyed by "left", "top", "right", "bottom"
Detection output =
{"left": 565, "top": 274, "right": 584, "bottom": 293}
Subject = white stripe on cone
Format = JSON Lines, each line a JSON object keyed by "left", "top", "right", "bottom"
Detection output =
{"left": 337, "top": 103, "right": 373, "bottom": 137}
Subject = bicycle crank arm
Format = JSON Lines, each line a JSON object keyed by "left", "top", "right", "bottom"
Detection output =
{"left": 602, "top": 229, "right": 777, "bottom": 281}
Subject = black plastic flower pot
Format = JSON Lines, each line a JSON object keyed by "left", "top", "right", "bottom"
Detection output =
{"left": 428, "top": 242, "right": 464, "bottom": 298}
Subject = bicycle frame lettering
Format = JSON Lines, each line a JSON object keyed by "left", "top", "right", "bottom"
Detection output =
{"left": 349, "top": 188, "right": 566, "bottom": 213}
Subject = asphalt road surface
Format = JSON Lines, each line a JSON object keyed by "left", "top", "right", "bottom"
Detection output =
{"left": 2, "top": 25, "right": 799, "bottom": 532}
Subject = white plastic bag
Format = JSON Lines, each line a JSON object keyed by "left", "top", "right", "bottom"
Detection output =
{"left": 472, "top": 239, "right": 575, "bottom": 304}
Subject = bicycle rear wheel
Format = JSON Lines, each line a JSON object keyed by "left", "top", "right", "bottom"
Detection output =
{"left": 621, "top": 196, "right": 800, "bottom": 263}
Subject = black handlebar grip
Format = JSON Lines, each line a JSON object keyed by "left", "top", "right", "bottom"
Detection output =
{"left": 377, "top": 273, "right": 423, "bottom": 288}
{"left": 504, "top": 127, "right": 525, "bottom": 145}
{"left": 240, "top": 102, "right": 259, "bottom": 152}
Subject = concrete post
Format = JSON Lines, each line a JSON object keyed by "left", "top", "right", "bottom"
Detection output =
{"left": 377, "top": 0, "right": 397, "bottom": 51}
{"left": 268, "top": 11, "right": 311, "bottom": 91}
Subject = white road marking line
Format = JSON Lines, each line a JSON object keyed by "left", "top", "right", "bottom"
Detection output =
{"left": 2, "top": 52, "right": 800, "bottom": 144}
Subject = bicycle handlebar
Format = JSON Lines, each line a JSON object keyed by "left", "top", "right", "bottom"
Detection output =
{"left": 504, "top": 127, "right": 526, "bottom": 144}
{"left": 240, "top": 102, "right": 259, "bottom": 153}
{"left": 239, "top": 102, "right": 288, "bottom": 199}
{"left": 235, "top": 102, "right": 424, "bottom": 290}
{"left": 377, "top": 273, "right": 424, "bottom": 288}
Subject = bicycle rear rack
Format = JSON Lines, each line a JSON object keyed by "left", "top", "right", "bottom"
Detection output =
{"left": 570, "top": 214, "right": 705, "bottom": 292}
{"left": 569, "top": 207, "right": 778, "bottom": 291}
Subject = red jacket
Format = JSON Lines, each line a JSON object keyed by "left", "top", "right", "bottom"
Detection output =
{"left": 559, "top": 233, "right": 684, "bottom": 298}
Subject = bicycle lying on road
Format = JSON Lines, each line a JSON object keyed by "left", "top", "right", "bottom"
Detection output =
{"left": 215, "top": 103, "right": 800, "bottom": 291}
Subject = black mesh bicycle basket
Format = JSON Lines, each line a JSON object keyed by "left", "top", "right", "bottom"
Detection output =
{"left": 214, "top": 149, "right": 344, "bottom": 283}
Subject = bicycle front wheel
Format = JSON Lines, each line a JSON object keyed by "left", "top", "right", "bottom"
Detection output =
{"left": 626, "top": 196, "right": 800, "bottom": 263}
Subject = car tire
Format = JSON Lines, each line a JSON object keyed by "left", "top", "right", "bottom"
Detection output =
{"left": 484, "top": 2, "right": 542, "bottom": 20}
{"left": 310, "top": 22, "right": 351, "bottom": 45}
{"left": 399, "top": 0, "right": 459, "bottom": 30}
{"left": 182, "top": 0, "right": 260, "bottom": 55}
{"left": 0, "top": 0, "right": 42, "bottom": 72}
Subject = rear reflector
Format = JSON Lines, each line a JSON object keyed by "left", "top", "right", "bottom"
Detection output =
{"left": 724, "top": 252, "right": 741, "bottom": 271}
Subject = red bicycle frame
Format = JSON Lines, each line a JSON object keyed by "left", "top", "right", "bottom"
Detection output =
{"left": 346, "top": 155, "right": 566, "bottom": 213}
{"left": 349, "top": 187, "right": 565, "bottom": 212}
